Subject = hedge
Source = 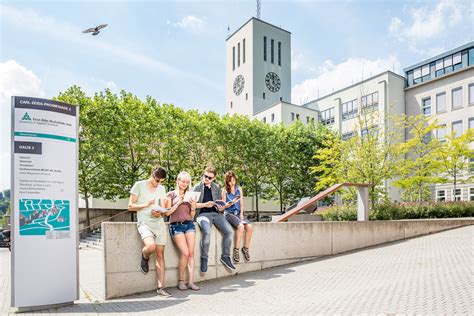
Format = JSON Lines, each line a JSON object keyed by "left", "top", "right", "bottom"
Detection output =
{"left": 319, "top": 201, "right": 474, "bottom": 221}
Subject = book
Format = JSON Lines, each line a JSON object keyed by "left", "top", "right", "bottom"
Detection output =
{"left": 151, "top": 205, "right": 170, "bottom": 213}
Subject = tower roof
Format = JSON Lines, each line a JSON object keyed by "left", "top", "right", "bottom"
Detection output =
{"left": 226, "top": 17, "right": 291, "bottom": 41}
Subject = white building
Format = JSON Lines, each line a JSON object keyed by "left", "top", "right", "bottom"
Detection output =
{"left": 226, "top": 17, "right": 474, "bottom": 202}
{"left": 404, "top": 42, "right": 474, "bottom": 202}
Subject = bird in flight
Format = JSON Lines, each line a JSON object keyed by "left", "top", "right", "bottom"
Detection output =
{"left": 82, "top": 24, "right": 108, "bottom": 36}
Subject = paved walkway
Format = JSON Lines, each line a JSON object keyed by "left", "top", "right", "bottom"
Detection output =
{"left": 0, "top": 225, "right": 473, "bottom": 315}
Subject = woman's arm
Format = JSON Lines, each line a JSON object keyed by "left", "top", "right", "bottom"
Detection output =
{"left": 190, "top": 197, "right": 196, "bottom": 218}
{"left": 163, "top": 193, "right": 182, "bottom": 216}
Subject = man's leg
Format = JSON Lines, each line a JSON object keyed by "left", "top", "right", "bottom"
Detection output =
{"left": 196, "top": 214, "right": 212, "bottom": 272}
{"left": 213, "top": 213, "right": 234, "bottom": 258}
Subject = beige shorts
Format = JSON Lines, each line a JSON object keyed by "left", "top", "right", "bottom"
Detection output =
{"left": 137, "top": 220, "right": 167, "bottom": 246}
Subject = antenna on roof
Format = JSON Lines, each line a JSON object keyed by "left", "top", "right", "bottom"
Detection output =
{"left": 257, "top": 0, "right": 261, "bottom": 19}
{"left": 227, "top": 24, "right": 230, "bottom": 37}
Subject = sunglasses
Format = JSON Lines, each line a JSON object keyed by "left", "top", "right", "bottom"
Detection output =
{"left": 203, "top": 174, "right": 214, "bottom": 180}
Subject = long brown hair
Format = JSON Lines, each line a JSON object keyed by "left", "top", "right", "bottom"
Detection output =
{"left": 224, "top": 170, "right": 237, "bottom": 193}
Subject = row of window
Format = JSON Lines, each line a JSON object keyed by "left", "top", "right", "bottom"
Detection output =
{"left": 436, "top": 188, "right": 474, "bottom": 202}
{"left": 263, "top": 36, "right": 282, "bottom": 66}
{"left": 422, "top": 84, "right": 474, "bottom": 115}
{"left": 323, "top": 91, "right": 380, "bottom": 125}
{"left": 341, "top": 125, "right": 379, "bottom": 140}
{"left": 406, "top": 47, "right": 474, "bottom": 86}
{"left": 436, "top": 117, "right": 474, "bottom": 140}
{"left": 260, "top": 113, "right": 315, "bottom": 124}
{"left": 232, "top": 38, "right": 246, "bottom": 71}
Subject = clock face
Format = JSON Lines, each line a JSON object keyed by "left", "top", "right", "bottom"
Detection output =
{"left": 233, "top": 75, "right": 245, "bottom": 96}
{"left": 265, "top": 72, "right": 281, "bottom": 92}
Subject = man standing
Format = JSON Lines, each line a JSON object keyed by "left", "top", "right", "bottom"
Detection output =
{"left": 194, "top": 167, "right": 235, "bottom": 273}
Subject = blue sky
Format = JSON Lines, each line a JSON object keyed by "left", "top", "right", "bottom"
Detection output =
{"left": 1, "top": 0, "right": 473, "bottom": 191}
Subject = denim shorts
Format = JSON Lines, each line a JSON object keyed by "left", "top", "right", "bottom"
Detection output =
{"left": 169, "top": 221, "right": 196, "bottom": 238}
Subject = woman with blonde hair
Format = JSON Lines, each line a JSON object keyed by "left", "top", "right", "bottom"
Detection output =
{"left": 222, "top": 170, "right": 253, "bottom": 263}
{"left": 164, "top": 171, "right": 200, "bottom": 291}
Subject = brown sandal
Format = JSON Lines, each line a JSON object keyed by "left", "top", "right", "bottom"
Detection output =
{"left": 242, "top": 247, "right": 250, "bottom": 261}
{"left": 233, "top": 248, "right": 240, "bottom": 263}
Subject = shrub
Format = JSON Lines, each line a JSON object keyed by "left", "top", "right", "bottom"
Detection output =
{"left": 320, "top": 201, "right": 474, "bottom": 221}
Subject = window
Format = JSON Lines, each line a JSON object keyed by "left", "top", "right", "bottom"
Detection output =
{"left": 469, "top": 117, "right": 474, "bottom": 129}
{"left": 263, "top": 36, "right": 267, "bottom": 61}
{"left": 237, "top": 42, "right": 240, "bottom": 67}
{"left": 246, "top": 93, "right": 248, "bottom": 100}
{"left": 263, "top": 92, "right": 266, "bottom": 99}
{"left": 470, "top": 188, "right": 474, "bottom": 201}
{"left": 291, "top": 112, "right": 295, "bottom": 121}
{"left": 437, "top": 124, "right": 446, "bottom": 141}
{"left": 435, "top": 59, "right": 444, "bottom": 77}
{"left": 342, "top": 99, "right": 359, "bottom": 120}
{"left": 361, "top": 125, "right": 379, "bottom": 138}
{"left": 436, "top": 190, "right": 446, "bottom": 202}
{"left": 320, "top": 108, "right": 335, "bottom": 125}
{"left": 278, "top": 42, "right": 281, "bottom": 66}
{"left": 452, "top": 188, "right": 462, "bottom": 201}
{"left": 342, "top": 131, "right": 355, "bottom": 140}
{"left": 444, "top": 55, "right": 453, "bottom": 74}
{"left": 262, "top": 117, "right": 266, "bottom": 123}
{"left": 452, "top": 87, "right": 463, "bottom": 109}
{"left": 230, "top": 101, "right": 233, "bottom": 109}
{"left": 469, "top": 48, "right": 474, "bottom": 66}
{"left": 469, "top": 84, "right": 474, "bottom": 105}
{"left": 271, "top": 39, "right": 274, "bottom": 64}
{"left": 271, "top": 113, "right": 275, "bottom": 123}
{"left": 453, "top": 52, "right": 462, "bottom": 71}
{"left": 452, "top": 120, "right": 463, "bottom": 137}
{"left": 361, "top": 92, "right": 379, "bottom": 112}
{"left": 232, "top": 46, "right": 235, "bottom": 70}
{"left": 421, "top": 64, "right": 430, "bottom": 81}
{"left": 296, "top": 113, "right": 300, "bottom": 121}
{"left": 243, "top": 39, "right": 246, "bottom": 64}
{"left": 306, "top": 116, "right": 310, "bottom": 123}
{"left": 436, "top": 93, "right": 446, "bottom": 113}
{"left": 407, "top": 70, "right": 414, "bottom": 86}
{"left": 422, "top": 132, "right": 432, "bottom": 144}
{"left": 422, "top": 98, "right": 431, "bottom": 115}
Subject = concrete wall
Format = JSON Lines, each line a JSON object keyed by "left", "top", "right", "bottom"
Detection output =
{"left": 102, "top": 219, "right": 473, "bottom": 299}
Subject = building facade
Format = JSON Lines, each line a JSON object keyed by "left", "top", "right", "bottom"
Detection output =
{"left": 226, "top": 17, "right": 474, "bottom": 202}
{"left": 404, "top": 43, "right": 474, "bottom": 202}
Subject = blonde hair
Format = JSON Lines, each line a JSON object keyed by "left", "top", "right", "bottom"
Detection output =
{"left": 175, "top": 171, "right": 192, "bottom": 192}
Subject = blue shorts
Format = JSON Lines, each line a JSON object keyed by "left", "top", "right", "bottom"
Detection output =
{"left": 169, "top": 221, "right": 196, "bottom": 238}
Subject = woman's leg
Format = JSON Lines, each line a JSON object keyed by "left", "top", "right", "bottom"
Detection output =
{"left": 243, "top": 224, "right": 253, "bottom": 248}
{"left": 184, "top": 232, "right": 196, "bottom": 283}
{"left": 154, "top": 245, "right": 166, "bottom": 288}
{"left": 234, "top": 224, "right": 244, "bottom": 249}
{"left": 172, "top": 234, "right": 189, "bottom": 282}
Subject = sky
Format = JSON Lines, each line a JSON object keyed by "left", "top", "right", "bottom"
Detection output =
{"left": 0, "top": 0, "right": 473, "bottom": 191}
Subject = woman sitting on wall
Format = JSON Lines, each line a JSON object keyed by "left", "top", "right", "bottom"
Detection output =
{"left": 221, "top": 170, "right": 253, "bottom": 263}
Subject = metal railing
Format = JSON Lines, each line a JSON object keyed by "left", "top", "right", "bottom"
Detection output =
{"left": 274, "top": 182, "right": 370, "bottom": 222}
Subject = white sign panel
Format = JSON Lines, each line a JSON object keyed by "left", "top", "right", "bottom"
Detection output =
{"left": 11, "top": 96, "right": 79, "bottom": 309}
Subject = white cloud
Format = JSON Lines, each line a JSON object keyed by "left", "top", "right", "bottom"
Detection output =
{"left": 0, "top": 60, "right": 45, "bottom": 191}
{"left": 291, "top": 56, "right": 401, "bottom": 104}
{"left": 175, "top": 16, "right": 205, "bottom": 31}
{"left": 389, "top": 0, "right": 465, "bottom": 42}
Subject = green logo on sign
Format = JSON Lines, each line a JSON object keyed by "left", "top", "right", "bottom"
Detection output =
{"left": 21, "top": 112, "right": 32, "bottom": 121}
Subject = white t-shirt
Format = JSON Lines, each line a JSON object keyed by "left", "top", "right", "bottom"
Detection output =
{"left": 130, "top": 180, "right": 166, "bottom": 223}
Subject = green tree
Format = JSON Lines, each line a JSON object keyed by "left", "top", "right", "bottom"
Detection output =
{"left": 3, "top": 189, "right": 10, "bottom": 200}
{"left": 392, "top": 115, "right": 444, "bottom": 202}
{"left": 436, "top": 129, "right": 474, "bottom": 195}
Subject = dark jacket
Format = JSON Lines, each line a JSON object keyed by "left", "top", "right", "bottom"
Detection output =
{"left": 193, "top": 181, "right": 221, "bottom": 214}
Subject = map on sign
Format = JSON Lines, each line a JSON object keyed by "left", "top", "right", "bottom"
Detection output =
{"left": 19, "top": 199, "right": 70, "bottom": 236}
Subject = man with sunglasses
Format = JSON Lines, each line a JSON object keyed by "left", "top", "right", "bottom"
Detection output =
{"left": 194, "top": 167, "right": 235, "bottom": 272}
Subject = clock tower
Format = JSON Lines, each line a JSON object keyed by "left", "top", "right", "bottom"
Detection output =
{"left": 226, "top": 18, "right": 291, "bottom": 117}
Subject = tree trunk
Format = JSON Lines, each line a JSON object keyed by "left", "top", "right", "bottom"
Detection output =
{"left": 255, "top": 185, "right": 259, "bottom": 222}
{"left": 279, "top": 188, "right": 283, "bottom": 214}
{"left": 84, "top": 191, "right": 91, "bottom": 233}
